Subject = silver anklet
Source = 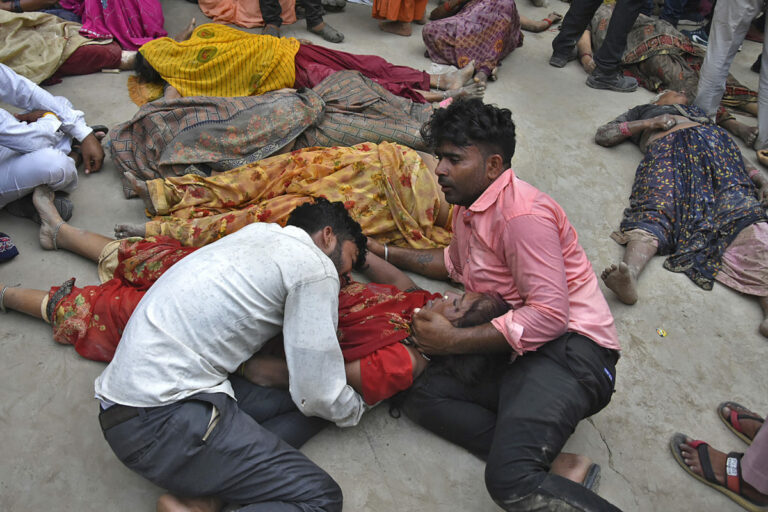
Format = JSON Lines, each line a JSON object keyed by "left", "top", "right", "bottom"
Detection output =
{"left": 0, "top": 284, "right": 19, "bottom": 314}
{"left": 436, "top": 74, "right": 442, "bottom": 91}
{"left": 52, "top": 221, "right": 64, "bottom": 251}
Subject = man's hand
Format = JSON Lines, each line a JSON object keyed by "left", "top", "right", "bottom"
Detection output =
{"left": 649, "top": 114, "right": 676, "bottom": 131}
{"left": 14, "top": 110, "right": 49, "bottom": 123}
{"left": 410, "top": 308, "right": 459, "bottom": 355}
{"left": 79, "top": 133, "right": 104, "bottom": 174}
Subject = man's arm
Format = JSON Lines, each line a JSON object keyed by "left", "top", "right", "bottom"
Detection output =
{"left": 367, "top": 238, "right": 448, "bottom": 280}
{"left": 360, "top": 251, "right": 417, "bottom": 291}
{"left": 0, "top": 108, "right": 63, "bottom": 153}
{"left": 282, "top": 277, "right": 366, "bottom": 427}
{"left": 411, "top": 309, "right": 510, "bottom": 355}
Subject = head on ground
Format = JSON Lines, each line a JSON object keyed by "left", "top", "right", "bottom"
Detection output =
{"left": 423, "top": 290, "right": 509, "bottom": 327}
{"left": 134, "top": 52, "right": 164, "bottom": 84}
{"left": 286, "top": 198, "right": 367, "bottom": 276}
{"left": 421, "top": 99, "right": 516, "bottom": 207}
{"left": 652, "top": 90, "right": 689, "bottom": 106}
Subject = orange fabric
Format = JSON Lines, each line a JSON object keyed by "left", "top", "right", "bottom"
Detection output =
{"left": 372, "top": 0, "right": 427, "bottom": 22}
{"left": 359, "top": 343, "right": 413, "bottom": 404}
{"left": 199, "top": 0, "right": 296, "bottom": 28}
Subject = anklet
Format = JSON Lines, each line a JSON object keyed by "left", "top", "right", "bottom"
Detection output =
{"left": 0, "top": 284, "right": 19, "bottom": 314}
{"left": 436, "top": 74, "right": 442, "bottom": 91}
{"left": 384, "top": 244, "right": 389, "bottom": 262}
{"left": 52, "top": 221, "right": 64, "bottom": 251}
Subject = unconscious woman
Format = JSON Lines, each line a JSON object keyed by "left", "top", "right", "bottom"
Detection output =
{"left": 596, "top": 91, "right": 768, "bottom": 338}
{"left": 111, "top": 71, "right": 435, "bottom": 196}
{"left": 133, "top": 22, "right": 484, "bottom": 105}
{"left": 114, "top": 142, "right": 453, "bottom": 250}
{"left": 422, "top": 0, "right": 563, "bottom": 84}
{"left": 2, "top": 186, "right": 603, "bottom": 502}
{"left": 578, "top": 4, "right": 759, "bottom": 146}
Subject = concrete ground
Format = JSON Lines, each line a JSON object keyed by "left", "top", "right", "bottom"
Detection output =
{"left": 1, "top": 1, "right": 766, "bottom": 510}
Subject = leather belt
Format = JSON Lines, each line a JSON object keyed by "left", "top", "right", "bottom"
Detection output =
{"left": 99, "top": 404, "right": 141, "bottom": 431}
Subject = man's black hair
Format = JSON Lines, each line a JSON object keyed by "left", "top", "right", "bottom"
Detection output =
{"left": 134, "top": 52, "right": 164, "bottom": 85}
{"left": 286, "top": 198, "right": 367, "bottom": 270}
{"left": 420, "top": 98, "right": 516, "bottom": 168}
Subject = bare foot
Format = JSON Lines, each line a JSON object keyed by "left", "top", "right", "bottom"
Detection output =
{"left": 440, "top": 61, "right": 476, "bottom": 90}
{"left": 33, "top": 186, "right": 64, "bottom": 251}
{"left": 679, "top": 437, "right": 768, "bottom": 505}
{"left": 546, "top": 12, "right": 563, "bottom": 26}
{"left": 414, "top": 15, "right": 427, "bottom": 25}
{"left": 114, "top": 223, "right": 146, "bottom": 239}
{"left": 550, "top": 453, "right": 593, "bottom": 484}
{"left": 157, "top": 493, "right": 223, "bottom": 512}
{"left": 720, "top": 404, "right": 764, "bottom": 440}
{"left": 125, "top": 172, "right": 156, "bottom": 215}
{"left": 489, "top": 67, "right": 498, "bottom": 81}
{"left": 601, "top": 262, "right": 638, "bottom": 305}
{"left": 447, "top": 80, "right": 485, "bottom": 100}
{"left": 174, "top": 17, "right": 197, "bottom": 42}
{"left": 735, "top": 125, "right": 758, "bottom": 148}
{"left": 474, "top": 71, "right": 489, "bottom": 86}
{"left": 378, "top": 21, "right": 412, "bottom": 36}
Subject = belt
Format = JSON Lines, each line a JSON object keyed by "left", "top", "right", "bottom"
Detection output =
{"left": 99, "top": 404, "right": 141, "bottom": 431}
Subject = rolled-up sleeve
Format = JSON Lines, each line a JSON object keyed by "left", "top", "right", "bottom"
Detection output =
{"left": 490, "top": 215, "right": 570, "bottom": 354}
{"left": 282, "top": 276, "right": 366, "bottom": 427}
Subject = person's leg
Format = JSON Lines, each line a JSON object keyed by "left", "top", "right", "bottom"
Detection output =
{"left": 0, "top": 148, "right": 77, "bottom": 209}
{"left": 0, "top": 285, "right": 47, "bottom": 319}
{"left": 101, "top": 394, "right": 343, "bottom": 512}
{"left": 759, "top": 296, "right": 768, "bottom": 338}
{"left": 586, "top": 0, "right": 644, "bottom": 91}
{"left": 743, "top": 414, "right": 768, "bottom": 494}
{"left": 551, "top": 0, "right": 603, "bottom": 60}
{"left": 484, "top": 334, "right": 620, "bottom": 511}
{"left": 601, "top": 234, "right": 659, "bottom": 305}
{"left": 755, "top": 12, "right": 768, "bottom": 149}
{"left": 695, "top": 0, "right": 762, "bottom": 116}
{"left": 258, "top": 0, "right": 283, "bottom": 27}
{"left": 660, "top": 0, "right": 689, "bottom": 27}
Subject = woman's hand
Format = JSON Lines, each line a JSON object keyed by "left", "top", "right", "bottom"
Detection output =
{"left": 649, "top": 114, "right": 677, "bottom": 131}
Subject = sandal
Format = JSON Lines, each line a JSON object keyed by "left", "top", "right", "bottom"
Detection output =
{"left": 719, "top": 402, "right": 764, "bottom": 445}
{"left": 262, "top": 24, "right": 280, "bottom": 37}
{"left": 4, "top": 193, "right": 73, "bottom": 224}
{"left": 670, "top": 433, "right": 768, "bottom": 512}
{"left": 309, "top": 23, "right": 344, "bottom": 43}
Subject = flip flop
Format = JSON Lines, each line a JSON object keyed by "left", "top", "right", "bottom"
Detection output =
{"left": 4, "top": 193, "right": 73, "bottom": 224}
{"left": 670, "top": 433, "right": 768, "bottom": 512}
{"left": 582, "top": 463, "right": 601, "bottom": 492}
{"left": 719, "top": 402, "right": 764, "bottom": 446}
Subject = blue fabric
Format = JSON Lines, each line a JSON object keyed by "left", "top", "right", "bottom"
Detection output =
{"left": 0, "top": 232, "right": 18, "bottom": 261}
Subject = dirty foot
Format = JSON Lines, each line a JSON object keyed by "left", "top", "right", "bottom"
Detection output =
{"left": 447, "top": 80, "right": 485, "bottom": 100}
{"left": 601, "top": 262, "right": 638, "bottom": 305}
{"left": 474, "top": 71, "right": 489, "bottom": 86}
{"left": 124, "top": 172, "right": 155, "bottom": 215}
{"left": 441, "top": 61, "right": 476, "bottom": 89}
{"left": 114, "top": 223, "right": 146, "bottom": 239}
{"left": 174, "top": 17, "right": 197, "bottom": 41}
{"left": 378, "top": 20, "right": 412, "bottom": 36}
{"left": 33, "top": 186, "right": 64, "bottom": 250}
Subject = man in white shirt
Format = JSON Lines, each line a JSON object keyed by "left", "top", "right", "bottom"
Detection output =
{"left": 95, "top": 199, "right": 368, "bottom": 512}
{"left": 0, "top": 63, "right": 104, "bottom": 211}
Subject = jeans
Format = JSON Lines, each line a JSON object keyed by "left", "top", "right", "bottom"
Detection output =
{"left": 101, "top": 376, "right": 335, "bottom": 511}
{"left": 259, "top": 0, "right": 324, "bottom": 29}
{"left": 552, "top": 0, "right": 645, "bottom": 74}
{"left": 404, "top": 333, "right": 622, "bottom": 512}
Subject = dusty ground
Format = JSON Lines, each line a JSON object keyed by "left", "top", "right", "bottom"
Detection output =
{"left": 1, "top": 1, "right": 766, "bottom": 511}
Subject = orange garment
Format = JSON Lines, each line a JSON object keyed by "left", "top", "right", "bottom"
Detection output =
{"left": 372, "top": 0, "right": 427, "bottom": 23}
{"left": 198, "top": 0, "right": 296, "bottom": 28}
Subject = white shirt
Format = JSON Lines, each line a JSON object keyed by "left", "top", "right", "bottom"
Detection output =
{"left": 94, "top": 223, "right": 366, "bottom": 428}
{"left": 0, "top": 63, "right": 92, "bottom": 158}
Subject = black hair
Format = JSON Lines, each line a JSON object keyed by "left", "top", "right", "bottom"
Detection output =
{"left": 286, "top": 197, "right": 367, "bottom": 270}
{"left": 420, "top": 98, "right": 516, "bottom": 168}
{"left": 452, "top": 291, "right": 510, "bottom": 328}
{"left": 134, "top": 52, "right": 164, "bottom": 85}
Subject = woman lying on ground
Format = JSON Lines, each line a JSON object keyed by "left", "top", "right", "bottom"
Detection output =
{"left": 2, "top": 186, "right": 603, "bottom": 505}
{"left": 133, "top": 22, "right": 484, "bottom": 105}
{"left": 112, "top": 71, "right": 435, "bottom": 196}
{"left": 114, "top": 142, "right": 453, "bottom": 250}
{"left": 596, "top": 91, "right": 768, "bottom": 338}
{"left": 578, "top": 4, "right": 759, "bottom": 146}
{"left": 0, "top": 11, "right": 136, "bottom": 85}
{"left": 423, "top": 0, "right": 563, "bottom": 84}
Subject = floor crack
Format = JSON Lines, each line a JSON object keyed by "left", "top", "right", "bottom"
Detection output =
{"left": 587, "top": 417, "right": 639, "bottom": 507}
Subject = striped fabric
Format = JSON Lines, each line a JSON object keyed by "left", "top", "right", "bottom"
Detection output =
{"left": 138, "top": 24, "right": 299, "bottom": 97}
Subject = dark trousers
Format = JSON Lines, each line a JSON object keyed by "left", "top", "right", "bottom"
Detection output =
{"left": 403, "top": 333, "right": 622, "bottom": 512}
{"left": 259, "top": 0, "right": 324, "bottom": 29}
{"left": 552, "top": 0, "right": 645, "bottom": 73}
{"left": 100, "top": 376, "right": 335, "bottom": 511}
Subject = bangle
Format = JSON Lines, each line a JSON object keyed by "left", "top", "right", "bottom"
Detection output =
{"left": 619, "top": 122, "right": 631, "bottom": 136}
{"left": 544, "top": 18, "right": 552, "bottom": 26}
{"left": 384, "top": 244, "right": 389, "bottom": 262}
{"left": 42, "top": 111, "right": 58, "bottom": 120}
{"left": 0, "top": 285, "right": 8, "bottom": 313}
{"left": 748, "top": 168, "right": 760, "bottom": 178}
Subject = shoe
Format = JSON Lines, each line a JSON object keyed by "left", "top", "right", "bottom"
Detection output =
{"left": 752, "top": 54, "right": 761, "bottom": 73}
{"left": 681, "top": 27, "right": 708, "bottom": 47}
{"left": 586, "top": 70, "right": 638, "bottom": 92}
{"left": 549, "top": 47, "right": 577, "bottom": 68}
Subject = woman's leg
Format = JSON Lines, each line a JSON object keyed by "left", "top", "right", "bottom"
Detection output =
{"left": 601, "top": 236, "right": 659, "bottom": 305}
{"left": 0, "top": 285, "right": 47, "bottom": 320}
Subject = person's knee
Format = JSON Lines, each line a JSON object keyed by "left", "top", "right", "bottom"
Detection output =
{"left": 484, "top": 451, "right": 545, "bottom": 508}
{"left": 311, "top": 475, "right": 343, "bottom": 512}
{"left": 36, "top": 148, "right": 77, "bottom": 190}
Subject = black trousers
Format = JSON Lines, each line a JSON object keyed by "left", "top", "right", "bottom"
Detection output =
{"left": 100, "top": 376, "right": 334, "bottom": 511}
{"left": 403, "top": 333, "right": 622, "bottom": 512}
{"left": 552, "top": 0, "right": 645, "bottom": 74}
{"left": 259, "top": 0, "right": 324, "bottom": 29}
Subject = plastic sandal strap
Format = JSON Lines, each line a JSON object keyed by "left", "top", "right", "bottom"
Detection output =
{"left": 725, "top": 453, "right": 744, "bottom": 495}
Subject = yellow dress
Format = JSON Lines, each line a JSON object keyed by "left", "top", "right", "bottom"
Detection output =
{"left": 138, "top": 24, "right": 299, "bottom": 97}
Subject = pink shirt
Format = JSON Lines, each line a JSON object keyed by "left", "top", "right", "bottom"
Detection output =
{"left": 444, "top": 169, "right": 620, "bottom": 355}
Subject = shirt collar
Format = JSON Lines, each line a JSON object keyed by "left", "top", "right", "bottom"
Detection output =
{"left": 467, "top": 168, "right": 515, "bottom": 213}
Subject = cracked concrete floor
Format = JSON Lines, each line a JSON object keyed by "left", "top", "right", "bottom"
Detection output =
{"left": 1, "top": 1, "right": 766, "bottom": 511}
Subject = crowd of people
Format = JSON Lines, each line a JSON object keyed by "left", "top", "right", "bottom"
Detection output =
{"left": 1, "top": 0, "right": 767, "bottom": 510}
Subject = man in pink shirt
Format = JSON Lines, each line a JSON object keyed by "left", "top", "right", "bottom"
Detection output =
{"left": 368, "top": 99, "right": 622, "bottom": 511}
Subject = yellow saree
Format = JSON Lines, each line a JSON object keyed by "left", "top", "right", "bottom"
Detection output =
{"left": 144, "top": 142, "right": 452, "bottom": 248}
{"left": 138, "top": 24, "right": 299, "bottom": 97}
